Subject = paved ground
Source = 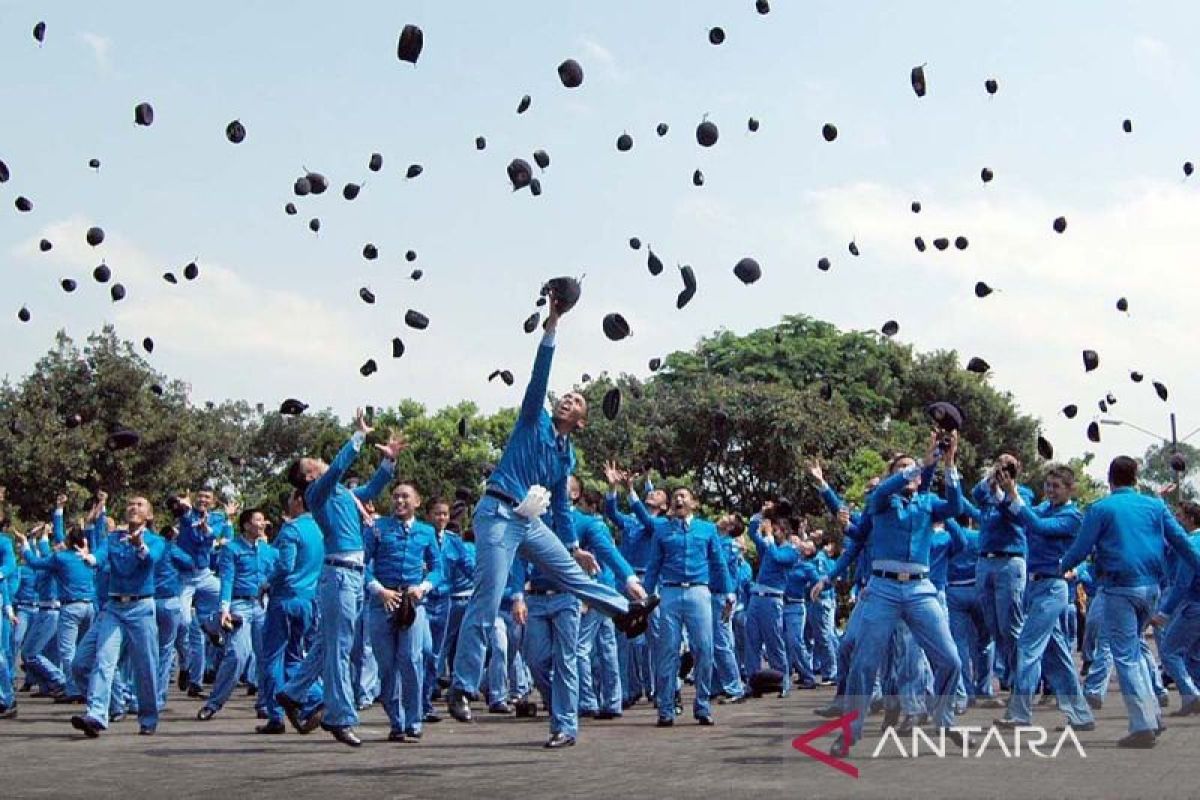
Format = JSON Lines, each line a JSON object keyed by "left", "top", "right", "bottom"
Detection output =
{"left": 3, "top": 679, "right": 1198, "bottom": 800}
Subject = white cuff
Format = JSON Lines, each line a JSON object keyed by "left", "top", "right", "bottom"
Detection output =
{"left": 220, "top": 601, "right": 231, "bottom": 613}
{"left": 542, "top": 330, "right": 557, "bottom": 347}
{"left": 901, "top": 464, "right": 922, "bottom": 481}
{"left": 625, "top": 575, "right": 642, "bottom": 588}
{"left": 418, "top": 580, "right": 433, "bottom": 594}
{"left": 629, "top": 490, "right": 640, "bottom": 503}
{"left": 511, "top": 592, "right": 525, "bottom": 603}
{"left": 726, "top": 593, "right": 736, "bottom": 604}
{"left": 82, "top": 553, "right": 96, "bottom": 566}
{"left": 947, "top": 467, "right": 961, "bottom": 483}
{"left": 351, "top": 430, "right": 366, "bottom": 449}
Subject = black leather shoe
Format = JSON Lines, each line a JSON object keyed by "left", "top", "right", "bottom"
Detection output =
{"left": 0, "top": 704, "right": 18, "bottom": 720}
{"left": 993, "top": 717, "right": 1019, "bottom": 730}
{"left": 388, "top": 730, "right": 408, "bottom": 743}
{"left": 1117, "top": 730, "right": 1157, "bottom": 749}
{"left": 177, "top": 669, "right": 190, "bottom": 692}
{"left": 578, "top": 708, "right": 596, "bottom": 718}
{"left": 1158, "top": 694, "right": 1170, "bottom": 708}
{"left": 276, "top": 692, "right": 305, "bottom": 732}
{"left": 1169, "top": 698, "right": 1200, "bottom": 717}
{"left": 829, "top": 734, "right": 850, "bottom": 758}
{"left": 656, "top": 717, "right": 674, "bottom": 727}
{"left": 976, "top": 697, "right": 1005, "bottom": 710}
{"left": 1056, "top": 722, "right": 1095, "bottom": 732}
{"left": 896, "top": 714, "right": 916, "bottom": 734}
{"left": 813, "top": 704, "right": 842, "bottom": 718}
{"left": 187, "top": 685, "right": 207, "bottom": 700}
{"left": 298, "top": 705, "right": 324, "bottom": 735}
{"left": 422, "top": 712, "right": 442, "bottom": 724}
{"left": 323, "top": 724, "right": 362, "bottom": 747}
{"left": 489, "top": 702, "right": 514, "bottom": 714}
{"left": 545, "top": 732, "right": 576, "bottom": 749}
{"left": 595, "top": 711, "right": 622, "bottom": 720}
{"left": 196, "top": 706, "right": 216, "bottom": 721}
{"left": 880, "top": 706, "right": 900, "bottom": 732}
{"left": 404, "top": 729, "right": 423, "bottom": 740}
{"left": 696, "top": 715, "right": 715, "bottom": 726}
{"left": 447, "top": 687, "right": 473, "bottom": 723}
{"left": 53, "top": 694, "right": 85, "bottom": 705}
{"left": 139, "top": 726, "right": 156, "bottom": 736}
{"left": 71, "top": 715, "right": 102, "bottom": 738}
{"left": 246, "top": 685, "right": 258, "bottom": 697}
{"left": 256, "top": 721, "right": 286, "bottom": 734}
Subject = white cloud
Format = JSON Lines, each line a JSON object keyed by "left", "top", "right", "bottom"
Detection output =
{"left": 78, "top": 32, "right": 112, "bottom": 71}
{"left": 577, "top": 36, "right": 625, "bottom": 82}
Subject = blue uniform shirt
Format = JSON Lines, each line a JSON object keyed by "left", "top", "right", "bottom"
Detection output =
{"left": 1160, "top": 531, "right": 1200, "bottom": 616}
{"left": 268, "top": 514, "right": 325, "bottom": 600}
{"left": 945, "top": 521, "right": 981, "bottom": 584}
{"left": 1061, "top": 487, "right": 1200, "bottom": 587}
{"left": 785, "top": 558, "right": 820, "bottom": 600}
{"left": 14, "top": 564, "right": 37, "bottom": 605}
{"left": 364, "top": 516, "right": 444, "bottom": 593}
{"left": 307, "top": 432, "right": 395, "bottom": 555}
{"left": 218, "top": 536, "right": 273, "bottom": 609}
{"left": 643, "top": 515, "right": 733, "bottom": 596}
{"left": 98, "top": 529, "right": 164, "bottom": 597}
{"left": 605, "top": 492, "right": 655, "bottom": 571}
{"left": 1013, "top": 497, "right": 1084, "bottom": 575}
{"left": 430, "top": 529, "right": 474, "bottom": 597}
{"left": 153, "top": 539, "right": 195, "bottom": 599}
{"left": 966, "top": 479, "right": 1035, "bottom": 556}
{"left": 176, "top": 508, "right": 233, "bottom": 573}
{"left": 746, "top": 516, "right": 801, "bottom": 591}
{"left": 866, "top": 465, "right": 963, "bottom": 570}
{"left": 28, "top": 539, "right": 58, "bottom": 602}
{"left": 23, "top": 544, "right": 96, "bottom": 603}
{"left": 487, "top": 334, "right": 578, "bottom": 548}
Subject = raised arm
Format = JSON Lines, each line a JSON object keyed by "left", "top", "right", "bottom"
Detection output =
{"left": 308, "top": 432, "right": 368, "bottom": 509}
{"left": 1014, "top": 501, "right": 1082, "bottom": 539}
{"left": 1060, "top": 505, "right": 1105, "bottom": 574}
{"left": 520, "top": 334, "right": 557, "bottom": 422}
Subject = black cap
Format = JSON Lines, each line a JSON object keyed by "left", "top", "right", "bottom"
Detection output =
{"left": 530, "top": 178, "right": 543, "bottom": 196}
{"left": 647, "top": 250, "right": 663, "bottom": 276}
{"left": 756, "top": 0, "right": 771, "bottom": 13}
{"left": 294, "top": 177, "right": 311, "bottom": 196}
{"left": 475, "top": 136, "right": 487, "bottom": 150}
{"left": 106, "top": 429, "right": 140, "bottom": 451}
{"left": 822, "top": 123, "right": 838, "bottom": 142}
{"left": 911, "top": 201, "right": 922, "bottom": 213}
{"left": 542, "top": 276, "right": 582, "bottom": 313}
{"left": 955, "top": 236, "right": 969, "bottom": 250}
{"left": 284, "top": 202, "right": 297, "bottom": 215}
{"left": 457, "top": 417, "right": 469, "bottom": 438}
{"left": 343, "top": 183, "right": 361, "bottom": 200}
{"left": 1053, "top": 216, "right": 1068, "bottom": 234}
{"left": 86, "top": 226, "right": 105, "bottom": 247}
{"left": 913, "top": 237, "right": 926, "bottom": 252}
{"left": 974, "top": 282, "right": 993, "bottom": 298}
{"left": 981, "top": 167, "right": 994, "bottom": 183}
{"left": 848, "top": 240, "right": 860, "bottom": 257}
{"left": 709, "top": 27, "right": 725, "bottom": 45}
{"left": 367, "top": 152, "right": 384, "bottom": 172}
{"left": 306, "top": 172, "right": 328, "bottom": 194}
{"left": 602, "top": 313, "right": 631, "bottom": 341}
{"left": 1185, "top": 162, "right": 1195, "bottom": 178}
{"left": 410, "top": 269, "right": 423, "bottom": 281}
{"left": 134, "top": 102, "right": 154, "bottom": 126}
{"left": 163, "top": 272, "right": 177, "bottom": 284}
{"left": 392, "top": 337, "right": 405, "bottom": 358}
{"left": 65, "top": 413, "right": 82, "bottom": 429}
{"left": 500, "top": 370, "right": 514, "bottom": 386}
{"left": 1087, "top": 421, "right": 1100, "bottom": 443}
{"left": 985, "top": 78, "right": 999, "bottom": 95}
{"left": 226, "top": 120, "right": 246, "bottom": 144}
{"left": 881, "top": 320, "right": 899, "bottom": 337}
{"left": 748, "top": 117, "right": 760, "bottom": 132}
{"left": 818, "top": 256, "right": 831, "bottom": 271}
{"left": 406, "top": 164, "right": 423, "bottom": 180}
{"left": 363, "top": 243, "right": 378, "bottom": 260}
{"left": 142, "top": 337, "right": 154, "bottom": 354}
{"left": 649, "top": 357, "right": 662, "bottom": 372}
{"left": 93, "top": 263, "right": 111, "bottom": 283}
{"left": 523, "top": 312, "right": 540, "bottom": 334}
{"left": 1062, "top": 404, "right": 1078, "bottom": 419}
{"left": 966, "top": 356, "right": 990, "bottom": 374}
{"left": 1099, "top": 399, "right": 1108, "bottom": 413}
{"left": 60, "top": 278, "right": 76, "bottom": 292}
{"left": 733, "top": 257, "right": 761, "bottom": 284}
{"left": 89, "top": 158, "right": 101, "bottom": 170}
{"left": 1082, "top": 350, "right": 1099, "bottom": 372}
{"left": 359, "top": 359, "right": 378, "bottom": 377}
{"left": 1153, "top": 381, "right": 1169, "bottom": 401}
{"left": 507, "top": 158, "right": 533, "bottom": 191}
{"left": 933, "top": 237, "right": 949, "bottom": 250}
{"left": 1116, "top": 297, "right": 1128, "bottom": 312}
{"left": 558, "top": 58, "right": 584, "bottom": 88}
{"left": 405, "top": 250, "right": 417, "bottom": 262}
{"left": 15, "top": 196, "right": 32, "bottom": 212}
{"left": 184, "top": 261, "right": 199, "bottom": 280}
{"left": 629, "top": 237, "right": 641, "bottom": 250}
{"left": 1122, "top": 118, "right": 1132, "bottom": 133}
{"left": 517, "top": 94, "right": 531, "bottom": 114}
{"left": 1106, "top": 392, "right": 1117, "bottom": 406}
{"left": 396, "top": 24, "right": 424, "bottom": 64}
{"left": 677, "top": 265, "right": 697, "bottom": 309}
{"left": 926, "top": 401, "right": 964, "bottom": 431}
{"left": 17, "top": 306, "right": 30, "bottom": 323}
{"left": 656, "top": 122, "right": 669, "bottom": 137}
{"left": 696, "top": 119, "right": 719, "bottom": 147}
{"left": 308, "top": 218, "right": 321, "bottom": 233}
{"left": 359, "top": 287, "right": 376, "bottom": 304}
{"left": 1130, "top": 371, "right": 1143, "bottom": 383}
{"left": 910, "top": 64, "right": 927, "bottom": 97}
{"left": 533, "top": 149, "right": 550, "bottom": 170}
{"left": 110, "top": 283, "right": 126, "bottom": 302}
{"left": 603, "top": 388, "right": 621, "bottom": 420}
{"left": 151, "top": 384, "right": 164, "bottom": 397}
{"left": 616, "top": 133, "right": 633, "bottom": 152}
{"left": 34, "top": 20, "right": 46, "bottom": 42}
{"left": 405, "top": 309, "right": 429, "bottom": 330}
{"left": 0, "top": 159, "right": 8, "bottom": 182}
{"left": 40, "top": 239, "right": 52, "bottom": 252}
{"left": 1037, "top": 436, "right": 1054, "bottom": 460}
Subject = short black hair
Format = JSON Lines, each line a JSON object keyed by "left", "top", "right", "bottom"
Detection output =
{"left": 578, "top": 488, "right": 604, "bottom": 512}
{"left": 1108, "top": 456, "right": 1139, "bottom": 488}
{"left": 286, "top": 460, "right": 307, "bottom": 490}
{"left": 238, "top": 508, "right": 262, "bottom": 531}
{"left": 1177, "top": 501, "right": 1200, "bottom": 529}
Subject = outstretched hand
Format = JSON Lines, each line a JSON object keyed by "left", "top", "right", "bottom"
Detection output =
{"left": 375, "top": 431, "right": 407, "bottom": 461}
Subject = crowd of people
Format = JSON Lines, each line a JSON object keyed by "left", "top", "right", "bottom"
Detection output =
{"left": 1, "top": 289, "right": 1198, "bottom": 755}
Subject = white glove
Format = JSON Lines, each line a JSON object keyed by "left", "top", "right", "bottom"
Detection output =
{"left": 514, "top": 485, "right": 551, "bottom": 519}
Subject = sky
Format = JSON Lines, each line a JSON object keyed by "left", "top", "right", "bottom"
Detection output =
{"left": 2, "top": 0, "right": 1199, "bottom": 480}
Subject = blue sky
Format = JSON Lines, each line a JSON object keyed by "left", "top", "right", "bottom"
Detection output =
{"left": 3, "top": 0, "right": 1199, "bottom": 476}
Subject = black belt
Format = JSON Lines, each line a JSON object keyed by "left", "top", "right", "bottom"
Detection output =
{"left": 751, "top": 588, "right": 784, "bottom": 598}
{"left": 1031, "top": 573, "right": 1064, "bottom": 582}
{"left": 664, "top": 581, "right": 703, "bottom": 589}
{"left": 109, "top": 594, "right": 152, "bottom": 603}
{"left": 871, "top": 569, "right": 928, "bottom": 582}
{"left": 61, "top": 598, "right": 92, "bottom": 606}
{"left": 785, "top": 597, "right": 807, "bottom": 605}
{"left": 485, "top": 487, "right": 519, "bottom": 506}
{"left": 982, "top": 551, "right": 1022, "bottom": 559}
{"left": 634, "top": 568, "right": 647, "bottom": 576}
{"left": 232, "top": 595, "right": 258, "bottom": 602}
{"left": 324, "top": 557, "right": 364, "bottom": 572}
{"left": 527, "top": 588, "right": 560, "bottom": 596}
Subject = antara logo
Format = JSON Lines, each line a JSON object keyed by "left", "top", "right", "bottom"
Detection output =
{"left": 873, "top": 726, "right": 1088, "bottom": 759}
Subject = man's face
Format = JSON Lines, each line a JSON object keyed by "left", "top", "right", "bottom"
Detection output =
{"left": 1044, "top": 477, "right": 1071, "bottom": 505}
{"left": 890, "top": 457, "right": 919, "bottom": 493}
{"left": 392, "top": 485, "right": 419, "bottom": 519}
{"left": 300, "top": 457, "right": 327, "bottom": 484}
{"left": 646, "top": 489, "right": 668, "bottom": 513}
{"left": 568, "top": 475, "right": 582, "bottom": 503}
{"left": 671, "top": 489, "right": 696, "bottom": 517}
{"left": 430, "top": 503, "right": 450, "bottom": 531}
{"left": 552, "top": 392, "right": 588, "bottom": 432}
{"left": 125, "top": 497, "right": 151, "bottom": 527}
{"left": 196, "top": 490, "right": 214, "bottom": 511}
{"left": 242, "top": 512, "right": 267, "bottom": 538}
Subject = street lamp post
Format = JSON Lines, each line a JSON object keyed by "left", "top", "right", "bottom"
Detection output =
{"left": 1100, "top": 413, "right": 1190, "bottom": 502}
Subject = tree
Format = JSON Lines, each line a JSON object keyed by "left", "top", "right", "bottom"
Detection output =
{"left": 1139, "top": 441, "right": 1200, "bottom": 503}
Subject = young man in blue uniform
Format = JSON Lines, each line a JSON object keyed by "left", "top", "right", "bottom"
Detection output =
{"left": 1061, "top": 456, "right": 1200, "bottom": 748}
{"left": 175, "top": 488, "right": 232, "bottom": 698}
{"left": 744, "top": 505, "right": 800, "bottom": 693}
{"left": 1154, "top": 501, "right": 1200, "bottom": 717}
{"left": 574, "top": 488, "right": 629, "bottom": 721}
{"left": 448, "top": 290, "right": 643, "bottom": 723}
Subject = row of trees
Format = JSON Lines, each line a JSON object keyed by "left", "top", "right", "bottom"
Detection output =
{"left": 1, "top": 319, "right": 1189, "bottom": 530}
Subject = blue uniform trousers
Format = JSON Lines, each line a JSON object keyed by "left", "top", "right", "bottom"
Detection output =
{"left": 1161, "top": 600, "right": 1200, "bottom": 706}
{"left": 807, "top": 596, "right": 839, "bottom": 681}
{"left": 368, "top": 598, "right": 427, "bottom": 734}
{"left": 654, "top": 585, "right": 715, "bottom": 720}
{"left": 204, "top": 600, "right": 265, "bottom": 713}
{"left": 22, "top": 607, "right": 63, "bottom": 691}
{"left": 84, "top": 599, "right": 159, "bottom": 729}
{"left": 523, "top": 592, "right": 582, "bottom": 737}
{"left": 578, "top": 606, "right": 621, "bottom": 713}
{"left": 58, "top": 601, "right": 94, "bottom": 697}
{"left": 262, "top": 594, "right": 322, "bottom": 724}
{"left": 1099, "top": 585, "right": 1163, "bottom": 734}
{"left": 154, "top": 597, "right": 182, "bottom": 709}
{"left": 744, "top": 594, "right": 787, "bottom": 687}
{"left": 976, "top": 555, "right": 1026, "bottom": 689}
{"left": 711, "top": 595, "right": 745, "bottom": 699}
{"left": 1006, "top": 578, "right": 1093, "bottom": 726}
{"left": 783, "top": 600, "right": 816, "bottom": 686}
